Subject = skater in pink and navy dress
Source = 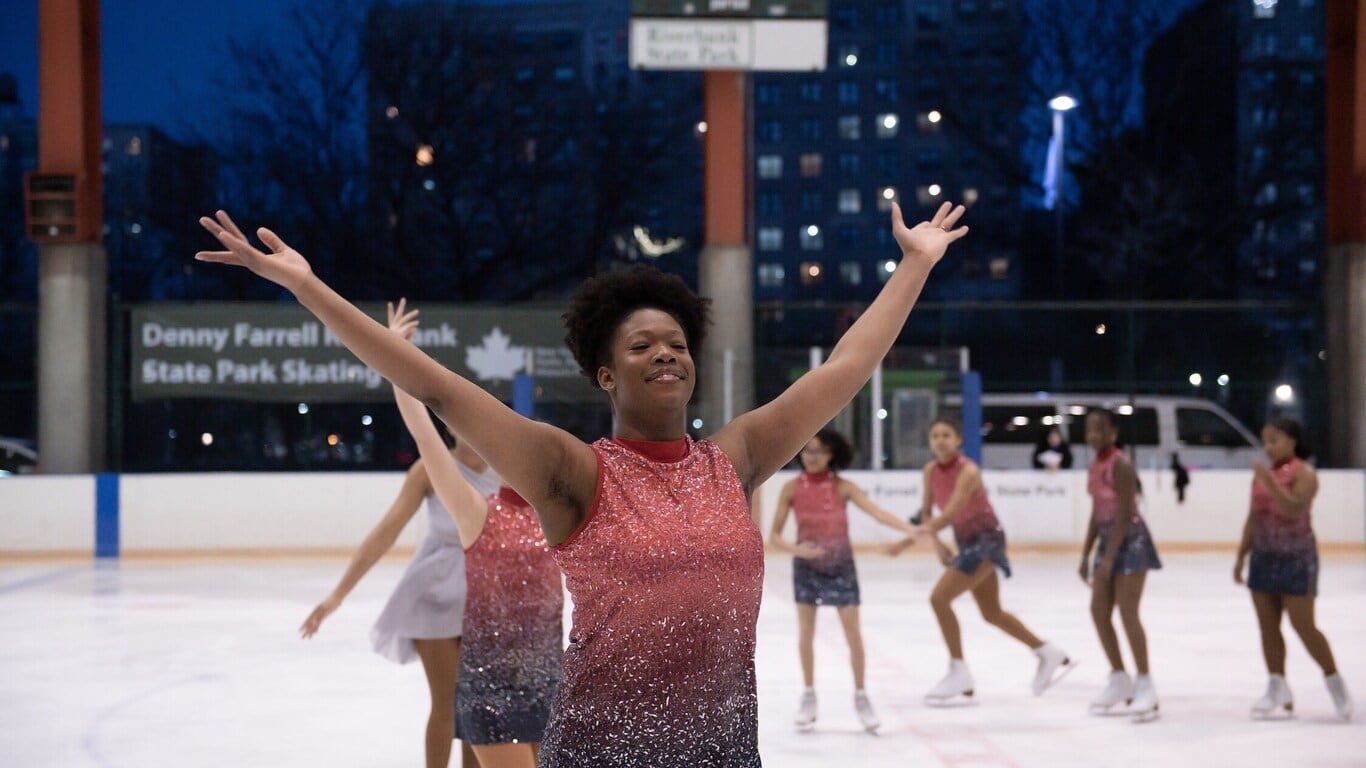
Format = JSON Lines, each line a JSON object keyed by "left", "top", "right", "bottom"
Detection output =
{"left": 195, "top": 199, "right": 967, "bottom": 766}
{"left": 770, "top": 428, "right": 918, "bottom": 732}
{"left": 1234, "top": 418, "right": 1353, "bottom": 721}
{"left": 385, "top": 300, "right": 562, "bottom": 768}
{"left": 889, "top": 418, "right": 1071, "bottom": 706}
{"left": 1080, "top": 407, "right": 1162, "bottom": 721}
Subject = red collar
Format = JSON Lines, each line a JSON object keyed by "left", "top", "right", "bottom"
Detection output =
{"left": 496, "top": 486, "right": 530, "bottom": 507}
{"left": 1096, "top": 445, "right": 1119, "bottom": 462}
{"left": 935, "top": 454, "right": 961, "bottom": 470}
{"left": 803, "top": 470, "right": 833, "bottom": 481}
{"left": 612, "top": 436, "right": 690, "bottom": 463}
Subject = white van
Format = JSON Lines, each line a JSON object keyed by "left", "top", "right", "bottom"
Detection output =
{"left": 940, "top": 393, "right": 1263, "bottom": 471}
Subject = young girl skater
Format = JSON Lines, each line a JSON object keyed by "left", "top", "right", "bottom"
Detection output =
{"left": 890, "top": 418, "right": 1072, "bottom": 705}
{"left": 386, "top": 301, "right": 563, "bottom": 768}
{"left": 195, "top": 199, "right": 965, "bottom": 767}
{"left": 300, "top": 311, "right": 496, "bottom": 768}
{"left": 1234, "top": 418, "right": 1353, "bottom": 721}
{"left": 769, "top": 428, "right": 919, "bottom": 732}
{"left": 1079, "top": 408, "right": 1161, "bottom": 722}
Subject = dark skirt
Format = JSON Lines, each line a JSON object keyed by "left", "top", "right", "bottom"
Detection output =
{"left": 793, "top": 556, "right": 861, "bottom": 606}
{"left": 952, "top": 529, "right": 1012, "bottom": 579}
{"left": 1248, "top": 549, "right": 1319, "bottom": 597}
{"left": 1093, "top": 522, "right": 1162, "bottom": 576}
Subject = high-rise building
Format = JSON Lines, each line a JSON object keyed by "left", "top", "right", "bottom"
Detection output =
{"left": 363, "top": 1, "right": 702, "bottom": 301}
{"left": 751, "top": 0, "right": 1025, "bottom": 307}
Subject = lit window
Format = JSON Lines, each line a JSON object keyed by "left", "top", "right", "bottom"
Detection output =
{"left": 917, "top": 111, "right": 944, "bottom": 133}
{"left": 758, "top": 227, "right": 784, "bottom": 251}
{"left": 799, "top": 261, "right": 824, "bottom": 285}
{"left": 963, "top": 187, "right": 980, "bottom": 206}
{"left": 916, "top": 184, "right": 943, "bottom": 205}
{"left": 1253, "top": 0, "right": 1277, "bottom": 18}
{"left": 385, "top": 105, "right": 399, "bottom": 119}
{"left": 800, "top": 153, "right": 823, "bottom": 178}
{"left": 840, "top": 261, "right": 863, "bottom": 285}
{"left": 838, "top": 115, "right": 861, "bottom": 140}
{"left": 838, "top": 189, "right": 862, "bottom": 214}
{"left": 840, "top": 45, "right": 859, "bottom": 67}
{"left": 878, "top": 259, "right": 897, "bottom": 282}
{"left": 758, "top": 262, "right": 786, "bottom": 286}
{"left": 876, "top": 113, "right": 900, "bottom": 138}
{"left": 416, "top": 144, "right": 435, "bottom": 166}
{"left": 989, "top": 256, "right": 1010, "bottom": 280}
{"left": 1256, "top": 182, "right": 1277, "bottom": 206}
{"left": 757, "top": 155, "right": 783, "bottom": 179}
{"left": 877, "top": 186, "right": 899, "bottom": 211}
{"left": 126, "top": 137, "right": 142, "bottom": 156}
{"left": 800, "top": 225, "right": 824, "bottom": 250}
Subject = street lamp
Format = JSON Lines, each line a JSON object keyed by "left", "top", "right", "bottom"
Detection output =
{"left": 1046, "top": 94, "right": 1078, "bottom": 296}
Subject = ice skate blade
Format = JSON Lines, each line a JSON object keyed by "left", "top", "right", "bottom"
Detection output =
{"left": 1250, "top": 709, "right": 1294, "bottom": 721}
{"left": 1088, "top": 700, "right": 1133, "bottom": 717}
{"left": 1132, "top": 706, "right": 1160, "bottom": 723}
{"left": 924, "top": 692, "right": 977, "bottom": 708}
{"left": 795, "top": 722, "right": 816, "bottom": 733}
{"left": 1035, "top": 658, "right": 1079, "bottom": 696}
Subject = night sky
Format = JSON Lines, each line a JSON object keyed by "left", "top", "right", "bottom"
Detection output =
{"left": 0, "top": 1, "right": 294, "bottom": 136}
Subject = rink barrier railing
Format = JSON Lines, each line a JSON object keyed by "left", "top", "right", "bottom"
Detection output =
{"left": 1, "top": 469, "right": 1363, "bottom": 558}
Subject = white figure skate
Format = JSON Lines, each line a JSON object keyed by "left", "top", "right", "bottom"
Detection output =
{"left": 1130, "top": 674, "right": 1160, "bottom": 723}
{"left": 1032, "top": 643, "right": 1076, "bottom": 696}
{"left": 1250, "top": 674, "right": 1294, "bottom": 720}
{"left": 1089, "top": 671, "right": 1134, "bottom": 716}
{"left": 925, "top": 659, "right": 976, "bottom": 707}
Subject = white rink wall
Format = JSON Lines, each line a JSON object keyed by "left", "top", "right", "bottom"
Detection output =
{"left": 1, "top": 469, "right": 1362, "bottom": 555}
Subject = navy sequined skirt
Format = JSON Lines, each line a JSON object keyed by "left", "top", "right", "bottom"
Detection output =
{"left": 1248, "top": 549, "right": 1319, "bottom": 597}
{"left": 952, "top": 529, "right": 1012, "bottom": 579}
{"left": 793, "top": 556, "right": 860, "bottom": 606}
{"left": 1094, "top": 522, "right": 1162, "bottom": 576}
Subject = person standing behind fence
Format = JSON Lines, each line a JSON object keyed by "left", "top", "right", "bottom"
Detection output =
{"left": 1234, "top": 418, "right": 1353, "bottom": 721}
{"left": 770, "top": 427, "right": 919, "bottom": 733}
{"left": 1031, "top": 426, "right": 1073, "bottom": 471}
{"left": 890, "top": 418, "right": 1073, "bottom": 706}
{"left": 1079, "top": 407, "right": 1162, "bottom": 722}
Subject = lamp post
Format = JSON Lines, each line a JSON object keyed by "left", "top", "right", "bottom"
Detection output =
{"left": 1047, "top": 94, "right": 1078, "bottom": 297}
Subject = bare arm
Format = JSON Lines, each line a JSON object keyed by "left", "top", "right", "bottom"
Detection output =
{"left": 922, "top": 463, "right": 980, "bottom": 535}
{"left": 842, "top": 480, "right": 917, "bottom": 535}
{"left": 385, "top": 301, "right": 491, "bottom": 549}
{"left": 712, "top": 202, "right": 967, "bottom": 489}
{"left": 300, "top": 462, "right": 428, "bottom": 637}
{"left": 1078, "top": 514, "right": 1098, "bottom": 584}
{"left": 1254, "top": 462, "right": 1318, "bottom": 518}
{"left": 769, "top": 480, "right": 824, "bottom": 559}
{"left": 1234, "top": 509, "right": 1254, "bottom": 584}
{"left": 196, "top": 214, "right": 598, "bottom": 544}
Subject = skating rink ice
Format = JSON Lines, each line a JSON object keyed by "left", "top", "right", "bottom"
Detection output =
{"left": 2, "top": 550, "right": 1363, "bottom": 767}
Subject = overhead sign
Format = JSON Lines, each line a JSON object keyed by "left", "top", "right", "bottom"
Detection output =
{"left": 630, "top": 0, "right": 827, "bottom": 71}
{"left": 131, "top": 304, "right": 600, "bottom": 404}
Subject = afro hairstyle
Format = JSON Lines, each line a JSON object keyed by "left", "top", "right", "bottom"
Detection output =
{"left": 562, "top": 265, "right": 711, "bottom": 385}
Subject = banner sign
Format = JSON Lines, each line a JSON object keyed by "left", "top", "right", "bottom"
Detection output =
{"left": 630, "top": 0, "right": 827, "bottom": 71}
{"left": 131, "top": 303, "right": 599, "bottom": 403}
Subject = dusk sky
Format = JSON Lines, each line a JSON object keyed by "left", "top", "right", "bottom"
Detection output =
{"left": 0, "top": 1, "right": 305, "bottom": 136}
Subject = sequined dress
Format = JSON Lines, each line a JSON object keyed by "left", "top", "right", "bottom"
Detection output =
{"left": 542, "top": 436, "right": 765, "bottom": 768}
{"left": 456, "top": 486, "right": 564, "bottom": 745}
{"left": 1248, "top": 457, "right": 1318, "bottom": 596}
{"left": 790, "top": 471, "right": 860, "bottom": 606}
{"left": 1087, "top": 447, "right": 1161, "bottom": 575}
{"left": 930, "top": 455, "right": 1012, "bottom": 578}
{"left": 370, "top": 461, "right": 500, "bottom": 664}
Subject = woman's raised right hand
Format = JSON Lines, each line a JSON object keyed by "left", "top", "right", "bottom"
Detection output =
{"left": 196, "top": 210, "right": 314, "bottom": 294}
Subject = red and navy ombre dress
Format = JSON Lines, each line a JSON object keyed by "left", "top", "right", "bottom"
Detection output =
{"left": 541, "top": 436, "right": 765, "bottom": 768}
{"left": 790, "top": 470, "right": 860, "bottom": 606}
{"left": 1087, "top": 447, "right": 1161, "bottom": 575}
{"left": 930, "top": 454, "right": 1012, "bottom": 577}
{"left": 455, "top": 487, "right": 564, "bottom": 745}
{"left": 1248, "top": 457, "right": 1319, "bottom": 596}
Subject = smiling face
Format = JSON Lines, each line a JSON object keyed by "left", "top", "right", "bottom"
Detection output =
{"left": 1260, "top": 425, "right": 1296, "bottom": 463}
{"left": 928, "top": 421, "right": 962, "bottom": 462}
{"left": 596, "top": 308, "right": 695, "bottom": 434}
{"left": 798, "top": 437, "right": 832, "bottom": 473}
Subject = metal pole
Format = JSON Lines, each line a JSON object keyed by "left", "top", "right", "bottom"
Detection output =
{"left": 1053, "top": 108, "right": 1066, "bottom": 297}
{"left": 870, "top": 361, "right": 884, "bottom": 470}
{"left": 722, "top": 347, "right": 735, "bottom": 424}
